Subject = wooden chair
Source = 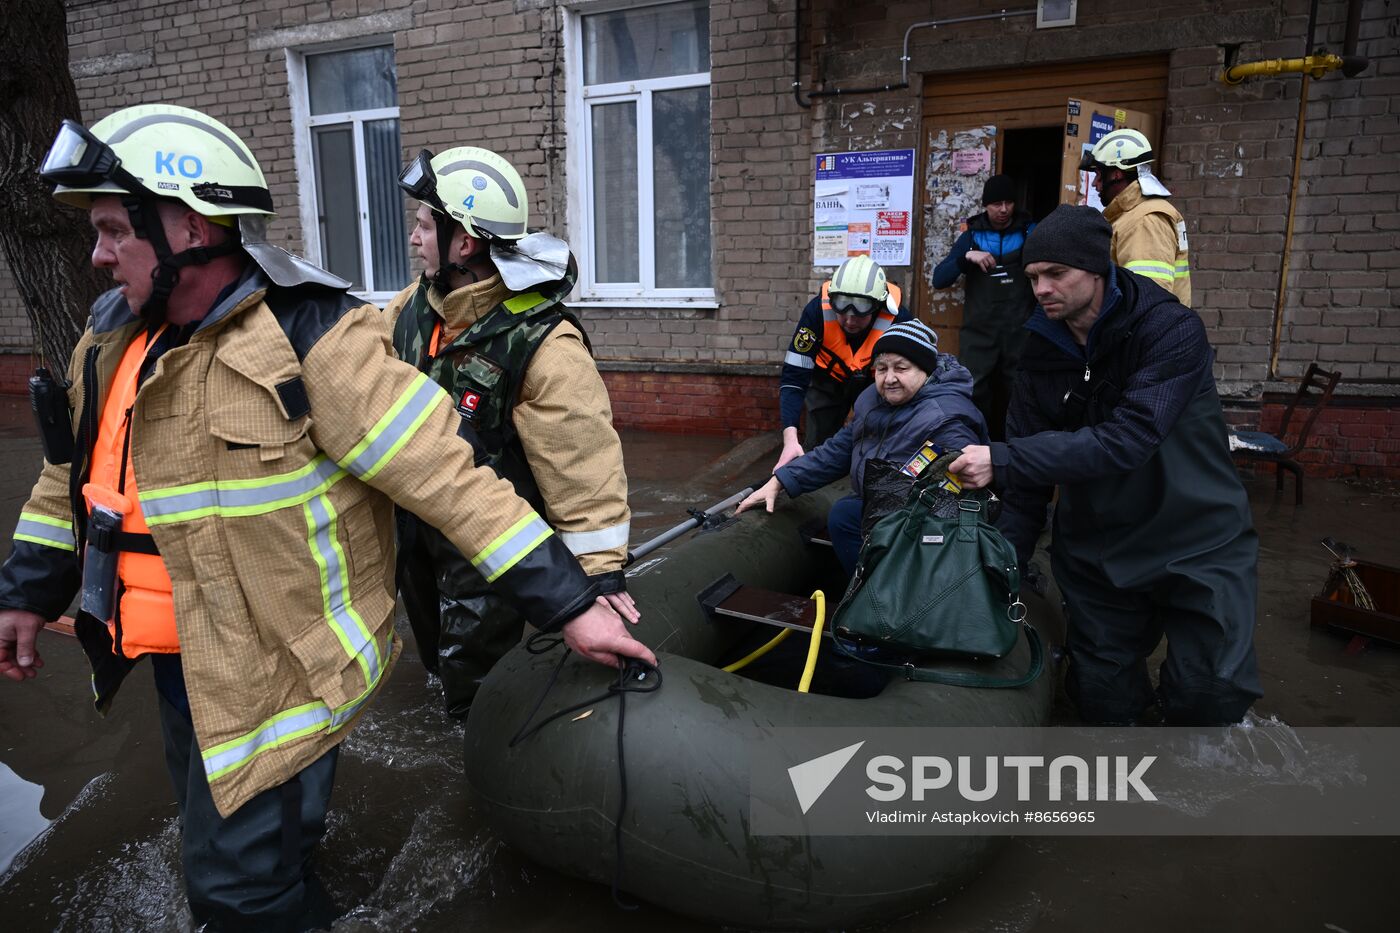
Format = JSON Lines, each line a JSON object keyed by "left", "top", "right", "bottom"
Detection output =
{"left": 1229, "top": 363, "right": 1342, "bottom": 505}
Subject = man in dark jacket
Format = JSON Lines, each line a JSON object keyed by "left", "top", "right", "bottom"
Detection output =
{"left": 949, "top": 205, "right": 1261, "bottom": 726}
{"left": 931, "top": 174, "right": 1036, "bottom": 439}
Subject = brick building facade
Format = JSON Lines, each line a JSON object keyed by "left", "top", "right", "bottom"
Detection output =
{"left": 2, "top": 0, "right": 1396, "bottom": 474}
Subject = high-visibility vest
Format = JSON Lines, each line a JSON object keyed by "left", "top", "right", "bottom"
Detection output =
{"left": 814, "top": 281, "right": 901, "bottom": 382}
{"left": 87, "top": 327, "right": 177, "bottom": 658}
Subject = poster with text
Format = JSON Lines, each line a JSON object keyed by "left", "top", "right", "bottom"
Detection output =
{"left": 813, "top": 149, "right": 915, "bottom": 267}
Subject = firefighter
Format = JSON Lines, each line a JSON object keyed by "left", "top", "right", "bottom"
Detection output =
{"left": 1080, "top": 128, "right": 1192, "bottom": 305}
{"left": 0, "top": 104, "right": 653, "bottom": 930}
{"left": 385, "top": 146, "right": 635, "bottom": 717}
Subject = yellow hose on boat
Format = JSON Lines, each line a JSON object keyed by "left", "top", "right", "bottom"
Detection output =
{"left": 797, "top": 590, "right": 825, "bottom": 694}
{"left": 721, "top": 589, "right": 827, "bottom": 691}
{"left": 721, "top": 628, "right": 791, "bottom": 673}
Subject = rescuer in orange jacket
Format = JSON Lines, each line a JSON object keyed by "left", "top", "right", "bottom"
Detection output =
{"left": 773, "top": 256, "right": 912, "bottom": 471}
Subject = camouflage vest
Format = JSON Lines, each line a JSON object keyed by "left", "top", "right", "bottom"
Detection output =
{"left": 392, "top": 276, "right": 589, "bottom": 511}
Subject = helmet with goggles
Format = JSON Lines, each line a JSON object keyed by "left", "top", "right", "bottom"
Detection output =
{"left": 828, "top": 255, "right": 889, "bottom": 316}
{"left": 39, "top": 104, "right": 276, "bottom": 323}
{"left": 399, "top": 147, "right": 529, "bottom": 241}
{"left": 43, "top": 104, "right": 273, "bottom": 217}
{"left": 399, "top": 146, "right": 532, "bottom": 290}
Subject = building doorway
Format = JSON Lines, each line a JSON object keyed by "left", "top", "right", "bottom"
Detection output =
{"left": 1002, "top": 125, "right": 1064, "bottom": 223}
{"left": 916, "top": 53, "right": 1170, "bottom": 353}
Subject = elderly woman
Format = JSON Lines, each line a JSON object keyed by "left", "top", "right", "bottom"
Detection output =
{"left": 738, "top": 320, "right": 988, "bottom": 575}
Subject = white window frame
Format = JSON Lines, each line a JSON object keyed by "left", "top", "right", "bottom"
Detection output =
{"left": 564, "top": 1, "right": 716, "bottom": 308}
{"left": 286, "top": 39, "right": 406, "bottom": 305}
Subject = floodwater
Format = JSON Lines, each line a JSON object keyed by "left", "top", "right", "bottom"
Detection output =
{"left": 1, "top": 400, "right": 1397, "bottom": 931}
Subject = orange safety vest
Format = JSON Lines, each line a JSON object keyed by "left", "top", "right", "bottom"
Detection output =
{"left": 86, "top": 326, "right": 177, "bottom": 658}
{"left": 813, "top": 281, "right": 901, "bottom": 382}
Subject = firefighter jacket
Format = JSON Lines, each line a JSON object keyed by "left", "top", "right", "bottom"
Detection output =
{"left": 385, "top": 265, "right": 630, "bottom": 585}
{"left": 0, "top": 267, "right": 601, "bottom": 817}
{"left": 1104, "top": 180, "right": 1192, "bottom": 306}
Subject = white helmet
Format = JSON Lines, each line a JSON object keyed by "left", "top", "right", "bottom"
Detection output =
{"left": 43, "top": 103, "right": 273, "bottom": 217}
{"left": 399, "top": 146, "right": 529, "bottom": 242}
{"left": 1079, "top": 128, "right": 1155, "bottom": 172}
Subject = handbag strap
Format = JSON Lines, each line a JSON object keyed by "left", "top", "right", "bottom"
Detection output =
{"left": 831, "top": 621, "right": 1045, "bottom": 690}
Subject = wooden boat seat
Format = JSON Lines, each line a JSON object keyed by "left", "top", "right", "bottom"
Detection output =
{"left": 699, "top": 574, "right": 829, "bottom": 635}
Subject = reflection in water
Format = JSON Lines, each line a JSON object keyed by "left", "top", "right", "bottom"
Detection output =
{"left": 0, "top": 763, "right": 50, "bottom": 875}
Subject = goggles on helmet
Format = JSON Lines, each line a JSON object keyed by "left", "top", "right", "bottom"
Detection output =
{"left": 398, "top": 149, "right": 449, "bottom": 214}
{"left": 830, "top": 293, "right": 879, "bottom": 316}
{"left": 40, "top": 119, "right": 142, "bottom": 192}
{"left": 41, "top": 117, "right": 274, "bottom": 213}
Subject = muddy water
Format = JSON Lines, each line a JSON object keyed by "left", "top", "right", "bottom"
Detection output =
{"left": 1, "top": 413, "right": 1396, "bottom": 931}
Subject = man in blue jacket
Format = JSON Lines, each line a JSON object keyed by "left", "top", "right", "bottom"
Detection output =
{"left": 931, "top": 175, "right": 1036, "bottom": 439}
{"left": 950, "top": 205, "right": 1261, "bottom": 726}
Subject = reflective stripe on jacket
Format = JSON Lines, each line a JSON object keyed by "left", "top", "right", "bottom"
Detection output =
{"left": 1104, "top": 180, "right": 1192, "bottom": 307}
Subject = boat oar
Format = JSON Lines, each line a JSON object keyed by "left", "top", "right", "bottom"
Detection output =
{"left": 625, "top": 486, "right": 754, "bottom": 566}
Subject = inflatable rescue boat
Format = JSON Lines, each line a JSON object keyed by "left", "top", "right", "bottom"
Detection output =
{"left": 463, "top": 485, "right": 1058, "bottom": 929}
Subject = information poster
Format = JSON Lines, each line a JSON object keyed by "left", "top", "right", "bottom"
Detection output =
{"left": 814, "top": 149, "right": 915, "bottom": 267}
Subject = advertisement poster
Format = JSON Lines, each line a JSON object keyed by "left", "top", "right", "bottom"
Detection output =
{"left": 813, "top": 149, "right": 915, "bottom": 267}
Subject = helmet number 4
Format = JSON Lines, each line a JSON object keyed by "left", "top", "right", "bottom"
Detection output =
{"left": 462, "top": 195, "right": 475, "bottom": 210}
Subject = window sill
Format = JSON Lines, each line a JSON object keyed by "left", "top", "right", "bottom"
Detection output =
{"left": 571, "top": 297, "right": 720, "bottom": 311}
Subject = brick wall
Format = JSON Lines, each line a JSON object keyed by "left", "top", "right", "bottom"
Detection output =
{"left": 804, "top": 0, "right": 1398, "bottom": 475}
{"left": 0, "top": 0, "right": 1393, "bottom": 471}
{"left": 806, "top": 0, "right": 1399, "bottom": 388}
{"left": 0, "top": 260, "right": 24, "bottom": 356}
{"left": 1225, "top": 396, "right": 1400, "bottom": 478}
{"left": 601, "top": 367, "right": 779, "bottom": 435}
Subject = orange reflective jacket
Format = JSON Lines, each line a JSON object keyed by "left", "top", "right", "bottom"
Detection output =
{"left": 814, "top": 281, "right": 901, "bottom": 382}
{"left": 87, "top": 327, "right": 177, "bottom": 657}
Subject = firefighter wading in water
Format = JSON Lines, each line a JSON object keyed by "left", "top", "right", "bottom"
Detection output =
{"left": 0, "top": 104, "right": 655, "bottom": 930}
{"left": 387, "top": 146, "right": 636, "bottom": 717}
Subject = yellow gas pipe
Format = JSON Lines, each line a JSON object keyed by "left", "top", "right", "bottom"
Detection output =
{"left": 1220, "top": 54, "right": 1351, "bottom": 84}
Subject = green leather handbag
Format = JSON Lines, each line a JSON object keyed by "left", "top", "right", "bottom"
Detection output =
{"left": 830, "top": 455, "right": 1043, "bottom": 689}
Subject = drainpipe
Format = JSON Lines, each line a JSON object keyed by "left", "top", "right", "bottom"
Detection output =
{"left": 1219, "top": 0, "right": 1370, "bottom": 379}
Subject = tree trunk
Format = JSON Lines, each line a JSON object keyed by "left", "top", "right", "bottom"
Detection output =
{"left": 0, "top": 0, "right": 107, "bottom": 370}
